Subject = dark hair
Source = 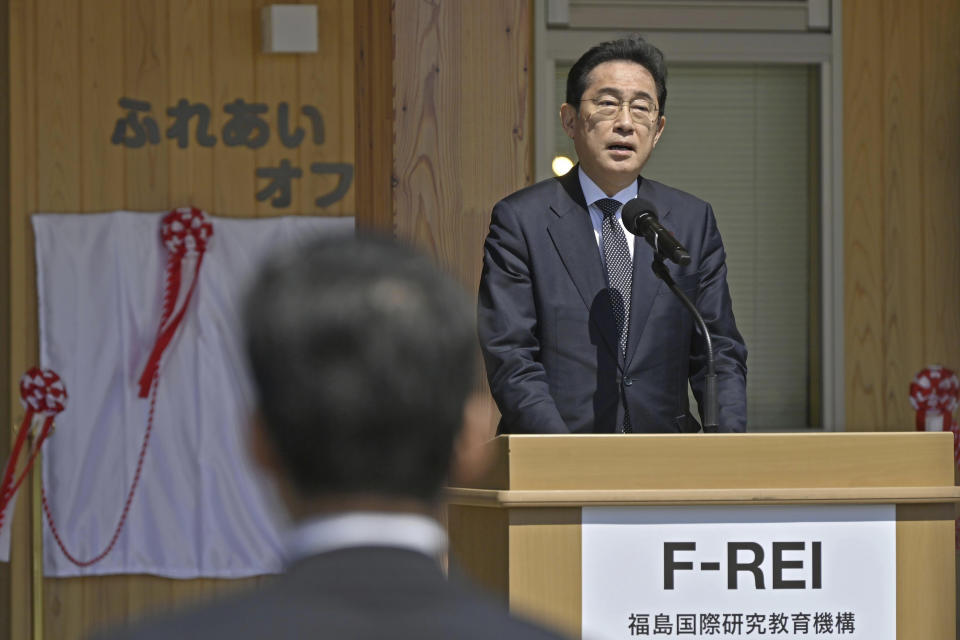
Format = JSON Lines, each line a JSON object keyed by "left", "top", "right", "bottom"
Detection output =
{"left": 243, "top": 234, "right": 476, "bottom": 502}
{"left": 566, "top": 34, "right": 668, "bottom": 116}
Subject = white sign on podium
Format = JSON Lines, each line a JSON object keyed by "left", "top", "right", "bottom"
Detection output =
{"left": 582, "top": 505, "right": 895, "bottom": 639}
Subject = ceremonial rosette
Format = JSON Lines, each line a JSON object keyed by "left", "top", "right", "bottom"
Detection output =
{"left": 909, "top": 365, "right": 959, "bottom": 434}
{"left": 909, "top": 365, "right": 960, "bottom": 549}
{"left": 0, "top": 368, "right": 68, "bottom": 531}
{"left": 137, "top": 207, "right": 213, "bottom": 397}
{"left": 20, "top": 366, "right": 68, "bottom": 415}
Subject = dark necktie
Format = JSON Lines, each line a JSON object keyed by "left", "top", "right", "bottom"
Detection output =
{"left": 595, "top": 198, "right": 632, "bottom": 356}
{"left": 595, "top": 197, "right": 633, "bottom": 433}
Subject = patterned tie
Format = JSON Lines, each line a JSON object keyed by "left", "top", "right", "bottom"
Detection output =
{"left": 595, "top": 198, "right": 632, "bottom": 356}
{"left": 595, "top": 197, "right": 633, "bottom": 433}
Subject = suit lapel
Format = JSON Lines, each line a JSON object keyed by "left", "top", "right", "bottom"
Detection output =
{"left": 546, "top": 169, "right": 620, "bottom": 362}
{"left": 625, "top": 177, "right": 669, "bottom": 367}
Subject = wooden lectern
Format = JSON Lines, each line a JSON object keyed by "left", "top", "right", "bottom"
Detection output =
{"left": 447, "top": 433, "right": 960, "bottom": 639}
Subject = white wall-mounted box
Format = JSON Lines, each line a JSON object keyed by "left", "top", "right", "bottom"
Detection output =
{"left": 262, "top": 4, "right": 318, "bottom": 54}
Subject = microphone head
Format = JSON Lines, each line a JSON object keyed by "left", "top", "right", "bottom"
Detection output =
{"left": 621, "top": 197, "right": 659, "bottom": 234}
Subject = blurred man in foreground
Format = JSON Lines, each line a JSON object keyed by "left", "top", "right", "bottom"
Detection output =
{"left": 95, "top": 235, "right": 563, "bottom": 640}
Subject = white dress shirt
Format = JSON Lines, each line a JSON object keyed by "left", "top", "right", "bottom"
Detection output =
{"left": 283, "top": 511, "right": 448, "bottom": 566}
{"left": 578, "top": 166, "right": 638, "bottom": 260}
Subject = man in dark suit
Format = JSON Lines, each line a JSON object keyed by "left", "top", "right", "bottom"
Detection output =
{"left": 479, "top": 35, "right": 747, "bottom": 434}
{"left": 94, "top": 236, "right": 564, "bottom": 640}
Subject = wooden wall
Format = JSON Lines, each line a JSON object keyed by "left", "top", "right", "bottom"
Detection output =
{"left": 375, "top": 0, "right": 533, "bottom": 423}
{"left": 392, "top": 0, "right": 532, "bottom": 289}
{"left": 0, "top": 0, "right": 11, "bottom": 633}
{"left": 2, "top": 1, "right": 354, "bottom": 638}
{"left": 843, "top": 0, "right": 960, "bottom": 430}
{"left": 354, "top": 0, "right": 393, "bottom": 234}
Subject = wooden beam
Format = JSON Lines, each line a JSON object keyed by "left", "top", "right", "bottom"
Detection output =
{"left": 0, "top": 0, "right": 12, "bottom": 635}
{"left": 354, "top": 0, "right": 394, "bottom": 233}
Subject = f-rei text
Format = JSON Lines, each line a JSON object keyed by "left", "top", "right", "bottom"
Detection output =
{"left": 664, "top": 541, "right": 823, "bottom": 590}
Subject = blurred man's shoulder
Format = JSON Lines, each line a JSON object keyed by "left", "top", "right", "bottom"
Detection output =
{"left": 91, "top": 549, "right": 567, "bottom": 640}
{"left": 92, "top": 588, "right": 566, "bottom": 640}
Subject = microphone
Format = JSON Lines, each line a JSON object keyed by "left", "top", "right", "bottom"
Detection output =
{"left": 621, "top": 198, "right": 691, "bottom": 266}
{"left": 623, "top": 197, "right": 717, "bottom": 431}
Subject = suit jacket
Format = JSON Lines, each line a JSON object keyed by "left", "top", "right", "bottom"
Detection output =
{"left": 91, "top": 547, "right": 564, "bottom": 640}
{"left": 478, "top": 169, "right": 747, "bottom": 434}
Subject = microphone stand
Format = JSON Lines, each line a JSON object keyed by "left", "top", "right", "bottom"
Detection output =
{"left": 650, "top": 254, "right": 719, "bottom": 433}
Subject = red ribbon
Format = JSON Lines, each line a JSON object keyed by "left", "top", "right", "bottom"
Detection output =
{"left": 0, "top": 368, "right": 67, "bottom": 531}
{"left": 137, "top": 207, "right": 213, "bottom": 397}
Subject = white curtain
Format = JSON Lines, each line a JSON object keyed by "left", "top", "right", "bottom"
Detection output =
{"left": 19, "top": 211, "right": 353, "bottom": 577}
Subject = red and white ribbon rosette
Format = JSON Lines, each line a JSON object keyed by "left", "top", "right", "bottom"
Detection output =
{"left": 0, "top": 368, "right": 67, "bottom": 531}
{"left": 910, "top": 365, "right": 960, "bottom": 435}
{"left": 910, "top": 366, "right": 960, "bottom": 550}
{"left": 137, "top": 207, "right": 213, "bottom": 397}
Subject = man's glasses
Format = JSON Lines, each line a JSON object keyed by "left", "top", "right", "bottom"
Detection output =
{"left": 580, "top": 96, "right": 660, "bottom": 124}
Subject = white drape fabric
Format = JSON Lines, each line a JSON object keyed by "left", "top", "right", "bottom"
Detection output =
{"left": 23, "top": 211, "right": 353, "bottom": 577}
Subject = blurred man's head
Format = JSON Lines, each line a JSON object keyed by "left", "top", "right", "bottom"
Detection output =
{"left": 243, "top": 235, "right": 484, "bottom": 515}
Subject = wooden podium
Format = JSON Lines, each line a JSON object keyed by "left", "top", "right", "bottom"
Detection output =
{"left": 447, "top": 433, "right": 960, "bottom": 639}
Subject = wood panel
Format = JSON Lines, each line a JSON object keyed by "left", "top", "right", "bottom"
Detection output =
{"left": 80, "top": 0, "right": 126, "bottom": 213}
{"left": 253, "top": 0, "right": 301, "bottom": 216}
{"left": 0, "top": 0, "right": 9, "bottom": 633}
{"left": 921, "top": 0, "right": 960, "bottom": 368}
{"left": 462, "top": 433, "right": 955, "bottom": 491}
{"left": 447, "top": 504, "right": 509, "bottom": 600}
{"left": 36, "top": 0, "right": 81, "bottom": 213}
{"left": 392, "top": 0, "right": 531, "bottom": 289}
{"left": 8, "top": 0, "right": 40, "bottom": 636}
{"left": 844, "top": 0, "right": 960, "bottom": 430}
{"left": 0, "top": 0, "right": 8, "bottom": 432}
{"left": 301, "top": 0, "right": 355, "bottom": 217}
{"left": 211, "top": 0, "right": 256, "bottom": 217}
{"left": 451, "top": 485, "right": 960, "bottom": 508}
{"left": 124, "top": 0, "right": 170, "bottom": 211}
{"left": 31, "top": 34, "right": 78, "bottom": 640}
{"left": 168, "top": 0, "right": 215, "bottom": 211}
{"left": 80, "top": 575, "right": 132, "bottom": 640}
{"left": 392, "top": 0, "right": 531, "bottom": 435}
{"left": 393, "top": 0, "right": 464, "bottom": 264}
{"left": 882, "top": 0, "right": 924, "bottom": 430}
{"left": 896, "top": 504, "right": 956, "bottom": 639}
{"left": 843, "top": 0, "right": 884, "bottom": 430}
{"left": 507, "top": 508, "right": 580, "bottom": 637}
{"left": 3, "top": 2, "right": 355, "bottom": 639}
{"left": 354, "top": 0, "right": 393, "bottom": 233}
{"left": 457, "top": 1, "right": 532, "bottom": 292}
